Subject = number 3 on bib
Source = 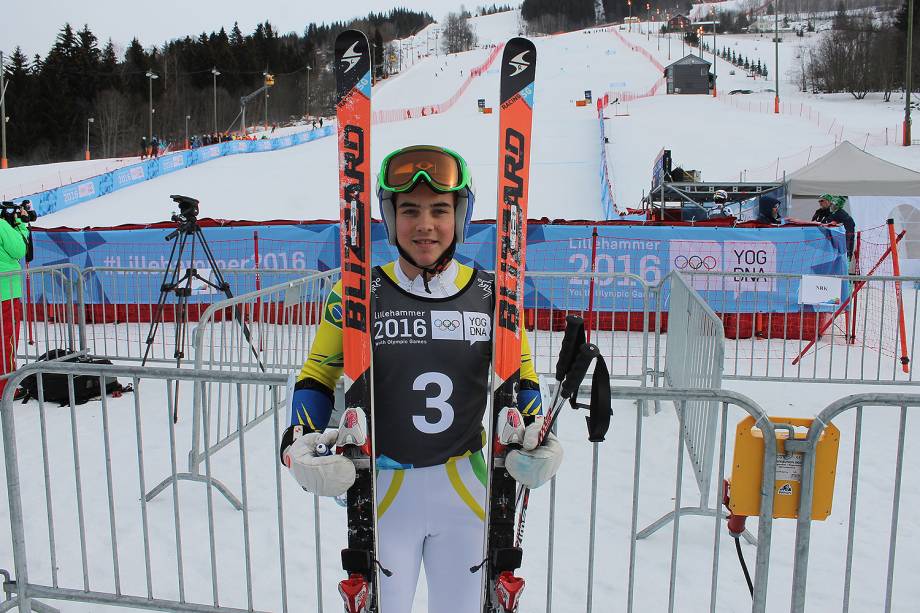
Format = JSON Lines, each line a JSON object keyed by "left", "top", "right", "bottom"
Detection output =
{"left": 412, "top": 371, "right": 455, "bottom": 434}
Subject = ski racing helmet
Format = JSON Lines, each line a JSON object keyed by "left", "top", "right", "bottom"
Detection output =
{"left": 713, "top": 189, "right": 728, "bottom": 203}
{"left": 377, "top": 145, "right": 475, "bottom": 246}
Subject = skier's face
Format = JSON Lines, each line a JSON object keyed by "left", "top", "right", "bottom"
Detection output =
{"left": 394, "top": 184, "right": 456, "bottom": 270}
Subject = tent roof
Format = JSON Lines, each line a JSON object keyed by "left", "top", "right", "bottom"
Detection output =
{"left": 786, "top": 140, "right": 920, "bottom": 197}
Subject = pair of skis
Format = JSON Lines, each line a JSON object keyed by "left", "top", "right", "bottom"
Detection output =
{"left": 332, "top": 31, "right": 541, "bottom": 612}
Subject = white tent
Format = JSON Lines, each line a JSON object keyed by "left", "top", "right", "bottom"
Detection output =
{"left": 785, "top": 141, "right": 920, "bottom": 275}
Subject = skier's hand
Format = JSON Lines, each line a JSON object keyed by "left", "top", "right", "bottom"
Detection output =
{"left": 282, "top": 427, "right": 356, "bottom": 497}
{"left": 505, "top": 416, "right": 563, "bottom": 489}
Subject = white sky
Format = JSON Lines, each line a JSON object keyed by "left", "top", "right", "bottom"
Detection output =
{"left": 1, "top": 0, "right": 521, "bottom": 60}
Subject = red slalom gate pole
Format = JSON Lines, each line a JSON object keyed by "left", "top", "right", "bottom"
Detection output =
{"left": 848, "top": 232, "right": 861, "bottom": 344}
{"left": 887, "top": 219, "right": 910, "bottom": 373}
{"left": 585, "top": 227, "right": 599, "bottom": 343}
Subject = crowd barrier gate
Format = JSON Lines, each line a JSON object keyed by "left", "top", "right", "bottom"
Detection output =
{"left": 0, "top": 361, "right": 781, "bottom": 613}
{"left": 79, "top": 267, "right": 316, "bottom": 367}
{"left": 788, "top": 392, "right": 920, "bottom": 613}
{"left": 679, "top": 271, "right": 917, "bottom": 385}
{"left": 2, "top": 264, "right": 86, "bottom": 379}
{"left": 637, "top": 272, "right": 729, "bottom": 540}
{"left": 142, "top": 270, "right": 339, "bottom": 507}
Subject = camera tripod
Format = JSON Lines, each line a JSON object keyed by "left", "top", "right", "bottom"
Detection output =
{"left": 141, "top": 194, "right": 265, "bottom": 421}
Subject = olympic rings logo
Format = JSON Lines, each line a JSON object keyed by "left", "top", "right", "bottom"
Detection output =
{"left": 673, "top": 255, "right": 718, "bottom": 270}
{"left": 434, "top": 318, "right": 461, "bottom": 331}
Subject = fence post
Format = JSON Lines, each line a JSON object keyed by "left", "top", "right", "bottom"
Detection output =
{"left": 23, "top": 260, "right": 34, "bottom": 345}
{"left": 586, "top": 227, "right": 599, "bottom": 342}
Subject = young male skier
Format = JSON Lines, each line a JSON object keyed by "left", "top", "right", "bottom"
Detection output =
{"left": 280, "top": 145, "right": 563, "bottom": 612}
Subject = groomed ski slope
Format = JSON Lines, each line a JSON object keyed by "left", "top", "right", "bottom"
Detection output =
{"left": 604, "top": 23, "right": 920, "bottom": 210}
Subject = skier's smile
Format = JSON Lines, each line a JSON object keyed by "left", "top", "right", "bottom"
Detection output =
{"left": 395, "top": 184, "right": 456, "bottom": 274}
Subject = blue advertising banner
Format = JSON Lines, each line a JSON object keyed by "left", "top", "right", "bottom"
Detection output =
{"left": 31, "top": 221, "right": 847, "bottom": 313}
{"left": 13, "top": 126, "right": 335, "bottom": 216}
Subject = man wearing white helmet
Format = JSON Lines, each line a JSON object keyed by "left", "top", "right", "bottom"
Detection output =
{"left": 280, "top": 145, "right": 563, "bottom": 612}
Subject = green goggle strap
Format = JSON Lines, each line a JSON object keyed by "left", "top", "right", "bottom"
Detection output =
{"left": 378, "top": 148, "right": 471, "bottom": 193}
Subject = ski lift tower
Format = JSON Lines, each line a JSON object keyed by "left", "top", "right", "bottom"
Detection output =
{"left": 239, "top": 72, "right": 274, "bottom": 136}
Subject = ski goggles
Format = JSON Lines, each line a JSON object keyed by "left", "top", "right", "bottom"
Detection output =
{"left": 378, "top": 146, "right": 472, "bottom": 194}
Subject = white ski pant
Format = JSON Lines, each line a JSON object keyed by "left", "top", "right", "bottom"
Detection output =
{"left": 376, "top": 454, "right": 487, "bottom": 613}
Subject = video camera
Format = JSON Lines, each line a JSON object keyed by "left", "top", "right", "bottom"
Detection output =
{"left": 169, "top": 194, "right": 199, "bottom": 224}
{"left": 0, "top": 199, "right": 38, "bottom": 224}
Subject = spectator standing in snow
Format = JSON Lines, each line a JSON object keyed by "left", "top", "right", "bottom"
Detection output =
{"left": 813, "top": 194, "right": 856, "bottom": 259}
{"left": 151, "top": 137, "right": 160, "bottom": 158}
{"left": 140, "top": 136, "right": 148, "bottom": 159}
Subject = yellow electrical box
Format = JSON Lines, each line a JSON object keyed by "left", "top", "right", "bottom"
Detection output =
{"left": 729, "top": 416, "right": 839, "bottom": 520}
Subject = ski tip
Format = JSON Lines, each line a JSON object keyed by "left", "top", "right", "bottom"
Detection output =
{"left": 334, "top": 30, "right": 372, "bottom": 100}
{"left": 500, "top": 38, "right": 537, "bottom": 105}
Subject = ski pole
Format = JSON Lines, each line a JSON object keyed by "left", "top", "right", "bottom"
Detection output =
{"left": 516, "top": 343, "right": 599, "bottom": 548}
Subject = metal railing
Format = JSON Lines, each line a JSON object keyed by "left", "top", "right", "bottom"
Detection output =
{"left": 2, "top": 264, "right": 86, "bottom": 379}
{"left": 1, "top": 361, "right": 782, "bottom": 613}
{"left": 141, "top": 270, "right": 339, "bottom": 508}
{"left": 788, "top": 392, "right": 920, "bottom": 613}
{"left": 680, "top": 270, "right": 918, "bottom": 385}
{"left": 524, "top": 270, "right": 659, "bottom": 384}
{"left": 535, "top": 384, "right": 778, "bottom": 613}
{"left": 1, "top": 363, "right": 296, "bottom": 613}
{"left": 9, "top": 264, "right": 913, "bottom": 389}
{"left": 638, "top": 272, "right": 727, "bottom": 540}
{"left": 79, "top": 267, "right": 315, "bottom": 366}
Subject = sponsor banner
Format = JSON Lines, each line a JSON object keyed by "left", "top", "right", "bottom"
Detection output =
{"left": 30, "top": 222, "right": 846, "bottom": 312}
{"left": 13, "top": 126, "right": 335, "bottom": 216}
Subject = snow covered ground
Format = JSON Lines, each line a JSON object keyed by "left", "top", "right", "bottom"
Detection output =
{"left": 1, "top": 8, "right": 920, "bottom": 613}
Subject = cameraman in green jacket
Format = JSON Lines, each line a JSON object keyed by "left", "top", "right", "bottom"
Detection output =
{"left": 0, "top": 200, "right": 33, "bottom": 399}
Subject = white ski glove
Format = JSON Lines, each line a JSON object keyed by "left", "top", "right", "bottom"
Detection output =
{"left": 505, "top": 416, "right": 564, "bottom": 489}
{"left": 282, "top": 427, "right": 356, "bottom": 497}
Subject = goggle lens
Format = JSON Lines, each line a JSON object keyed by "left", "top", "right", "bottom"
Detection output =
{"left": 384, "top": 148, "right": 464, "bottom": 192}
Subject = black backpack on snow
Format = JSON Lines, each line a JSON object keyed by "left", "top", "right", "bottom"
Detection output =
{"left": 17, "top": 349, "right": 133, "bottom": 406}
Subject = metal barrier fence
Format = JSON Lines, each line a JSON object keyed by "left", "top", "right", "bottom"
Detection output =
{"left": 680, "top": 271, "right": 918, "bottom": 385}
{"left": 788, "top": 392, "right": 920, "bottom": 613}
{"left": 1, "top": 361, "right": 782, "bottom": 613}
{"left": 79, "top": 267, "right": 316, "bottom": 366}
{"left": 2, "top": 264, "right": 85, "bottom": 378}
{"left": 144, "top": 270, "right": 340, "bottom": 507}
{"left": 638, "top": 272, "right": 727, "bottom": 539}
{"left": 174, "top": 269, "right": 658, "bottom": 508}
{"left": 9, "top": 264, "right": 913, "bottom": 389}
{"left": 1, "top": 363, "right": 293, "bottom": 613}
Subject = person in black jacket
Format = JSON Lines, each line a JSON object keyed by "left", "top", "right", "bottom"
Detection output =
{"left": 813, "top": 194, "right": 855, "bottom": 259}
{"left": 757, "top": 195, "right": 783, "bottom": 225}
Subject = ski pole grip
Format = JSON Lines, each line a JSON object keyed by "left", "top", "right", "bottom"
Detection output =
{"left": 561, "top": 343, "right": 598, "bottom": 399}
{"left": 554, "top": 315, "right": 586, "bottom": 382}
